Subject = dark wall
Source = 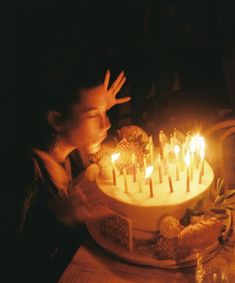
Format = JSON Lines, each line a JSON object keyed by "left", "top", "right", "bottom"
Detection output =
{"left": 3, "top": 0, "right": 235, "bottom": 153}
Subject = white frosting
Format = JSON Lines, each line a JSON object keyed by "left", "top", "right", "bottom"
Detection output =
{"left": 96, "top": 160, "right": 214, "bottom": 239}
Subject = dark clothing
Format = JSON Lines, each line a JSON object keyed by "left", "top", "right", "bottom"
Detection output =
{"left": 2, "top": 149, "right": 88, "bottom": 283}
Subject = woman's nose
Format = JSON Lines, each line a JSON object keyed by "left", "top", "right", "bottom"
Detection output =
{"left": 101, "top": 114, "right": 111, "bottom": 131}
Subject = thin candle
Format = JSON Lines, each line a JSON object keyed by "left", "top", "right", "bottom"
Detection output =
{"left": 136, "top": 167, "right": 142, "bottom": 193}
{"left": 131, "top": 153, "right": 137, "bottom": 182}
{"left": 196, "top": 136, "right": 205, "bottom": 169}
{"left": 170, "top": 134, "right": 174, "bottom": 150}
{"left": 159, "top": 130, "right": 163, "bottom": 158}
{"left": 194, "top": 135, "right": 201, "bottom": 169}
{"left": 190, "top": 140, "right": 196, "bottom": 180}
{"left": 198, "top": 150, "right": 204, "bottom": 184}
{"left": 174, "top": 145, "right": 180, "bottom": 181}
{"left": 168, "top": 175, "right": 173, "bottom": 193}
{"left": 111, "top": 152, "right": 120, "bottom": 185}
{"left": 158, "top": 154, "right": 163, "bottom": 183}
{"left": 185, "top": 132, "right": 191, "bottom": 149}
{"left": 145, "top": 165, "right": 154, "bottom": 198}
{"left": 184, "top": 152, "right": 190, "bottom": 192}
{"left": 199, "top": 138, "right": 205, "bottom": 175}
{"left": 181, "top": 143, "right": 185, "bottom": 171}
{"left": 173, "top": 128, "right": 177, "bottom": 141}
{"left": 143, "top": 157, "right": 147, "bottom": 170}
{"left": 123, "top": 168, "right": 128, "bottom": 194}
{"left": 149, "top": 135, "right": 154, "bottom": 164}
{"left": 190, "top": 140, "right": 196, "bottom": 166}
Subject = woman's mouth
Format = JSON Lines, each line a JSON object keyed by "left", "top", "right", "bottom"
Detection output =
{"left": 96, "top": 134, "right": 107, "bottom": 144}
{"left": 87, "top": 135, "right": 107, "bottom": 154}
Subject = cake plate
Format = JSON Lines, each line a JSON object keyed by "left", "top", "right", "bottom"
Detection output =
{"left": 86, "top": 210, "right": 233, "bottom": 269}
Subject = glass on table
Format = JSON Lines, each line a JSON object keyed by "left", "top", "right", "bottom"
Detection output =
{"left": 195, "top": 252, "right": 229, "bottom": 283}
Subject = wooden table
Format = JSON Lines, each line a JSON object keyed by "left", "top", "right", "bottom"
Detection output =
{"left": 59, "top": 232, "right": 235, "bottom": 283}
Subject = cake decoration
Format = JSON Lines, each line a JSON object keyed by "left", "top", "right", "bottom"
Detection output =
{"left": 158, "top": 216, "right": 183, "bottom": 239}
{"left": 154, "top": 234, "right": 191, "bottom": 260}
{"left": 100, "top": 211, "right": 133, "bottom": 251}
{"left": 178, "top": 217, "right": 222, "bottom": 249}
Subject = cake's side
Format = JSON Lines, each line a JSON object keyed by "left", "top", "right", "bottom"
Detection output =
{"left": 96, "top": 160, "right": 214, "bottom": 239}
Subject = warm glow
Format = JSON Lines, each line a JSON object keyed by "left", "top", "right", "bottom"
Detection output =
{"left": 191, "top": 135, "right": 204, "bottom": 151}
{"left": 190, "top": 141, "right": 196, "bottom": 154}
{"left": 184, "top": 151, "right": 190, "bottom": 166}
{"left": 174, "top": 145, "right": 180, "bottom": 155}
{"left": 111, "top": 152, "right": 120, "bottom": 164}
{"left": 145, "top": 165, "right": 154, "bottom": 179}
{"left": 200, "top": 149, "right": 204, "bottom": 160}
{"left": 198, "top": 136, "right": 205, "bottom": 150}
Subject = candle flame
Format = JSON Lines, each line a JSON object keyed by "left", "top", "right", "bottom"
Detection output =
{"left": 111, "top": 152, "right": 120, "bottom": 164}
{"left": 184, "top": 151, "right": 190, "bottom": 166}
{"left": 174, "top": 145, "right": 180, "bottom": 155}
{"left": 145, "top": 165, "right": 154, "bottom": 179}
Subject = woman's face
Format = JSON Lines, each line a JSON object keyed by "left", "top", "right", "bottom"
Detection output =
{"left": 63, "top": 84, "right": 111, "bottom": 154}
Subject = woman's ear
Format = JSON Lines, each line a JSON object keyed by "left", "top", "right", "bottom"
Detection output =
{"left": 46, "top": 111, "right": 65, "bottom": 132}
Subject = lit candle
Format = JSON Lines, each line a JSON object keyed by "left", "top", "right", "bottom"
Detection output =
{"left": 185, "top": 131, "right": 191, "bottom": 149}
{"left": 181, "top": 142, "right": 186, "bottom": 171}
{"left": 190, "top": 140, "right": 196, "bottom": 180}
{"left": 145, "top": 165, "right": 154, "bottom": 198}
{"left": 170, "top": 134, "right": 174, "bottom": 150}
{"left": 164, "top": 160, "right": 168, "bottom": 176}
{"left": 149, "top": 135, "right": 154, "bottom": 164}
{"left": 184, "top": 151, "right": 190, "bottom": 192}
{"left": 157, "top": 154, "right": 163, "bottom": 183}
{"left": 123, "top": 168, "right": 128, "bottom": 193}
{"left": 193, "top": 135, "right": 201, "bottom": 169}
{"left": 136, "top": 167, "right": 142, "bottom": 193}
{"left": 131, "top": 153, "right": 137, "bottom": 182}
{"left": 173, "top": 128, "right": 177, "bottom": 141}
{"left": 159, "top": 130, "right": 164, "bottom": 158}
{"left": 174, "top": 145, "right": 180, "bottom": 181}
{"left": 198, "top": 149, "right": 204, "bottom": 184}
{"left": 168, "top": 175, "right": 173, "bottom": 193}
{"left": 111, "top": 153, "right": 120, "bottom": 185}
{"left": 190, "top": 140, "right": 196, "bottom": 166}
{"left": 199, "top": 137, "right": 205, "bottom": 175}
{"left": 143, "top": 157, "right": 147, "bottom": 170}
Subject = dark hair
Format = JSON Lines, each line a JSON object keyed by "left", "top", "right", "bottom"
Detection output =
{"left": 21, "top": 52, "right": 106, "bottom": 150}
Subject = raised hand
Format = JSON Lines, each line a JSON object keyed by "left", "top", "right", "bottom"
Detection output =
{"left": 103, "top": 70, "right": 131, "bottom": 110}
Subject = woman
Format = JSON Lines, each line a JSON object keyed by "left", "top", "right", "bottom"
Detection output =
{"left": 3, "top": 55, "right": 130, "bottom": 282}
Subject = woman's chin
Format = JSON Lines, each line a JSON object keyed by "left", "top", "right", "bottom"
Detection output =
{"left": 87, "top": 143, "right": 101, "bottom": 154}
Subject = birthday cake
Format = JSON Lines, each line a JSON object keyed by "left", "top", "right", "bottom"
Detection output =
{"left": 86, "top": 126, "right": 228, "bottom": 262}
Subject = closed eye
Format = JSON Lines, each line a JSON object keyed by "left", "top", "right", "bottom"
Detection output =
{"left": 82, "top": 109, "right": 100, "bottom": 119}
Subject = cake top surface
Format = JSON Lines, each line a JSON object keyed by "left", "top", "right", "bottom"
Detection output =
{"left": 96, "top": 160, "right": 213, "bottom": 207}
{"left": 91, "top": 125, "right": 212, "bottom": 207}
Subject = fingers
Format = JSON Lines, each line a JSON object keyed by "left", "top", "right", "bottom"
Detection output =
{"left": 103, "top": 69, "right": 110, "bottom": 90}
{"left": 109, "top": 70, "right": 125, "bottom": 92}
{"left": 112, "top": 76, "right": 126, "bottom": 96}
{"left": 115, "top": 96, "right": 131, "bottom": 105}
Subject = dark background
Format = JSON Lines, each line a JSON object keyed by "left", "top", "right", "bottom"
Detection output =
{"left": 2, "top": 0, "right": 235, "bottom": 153}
